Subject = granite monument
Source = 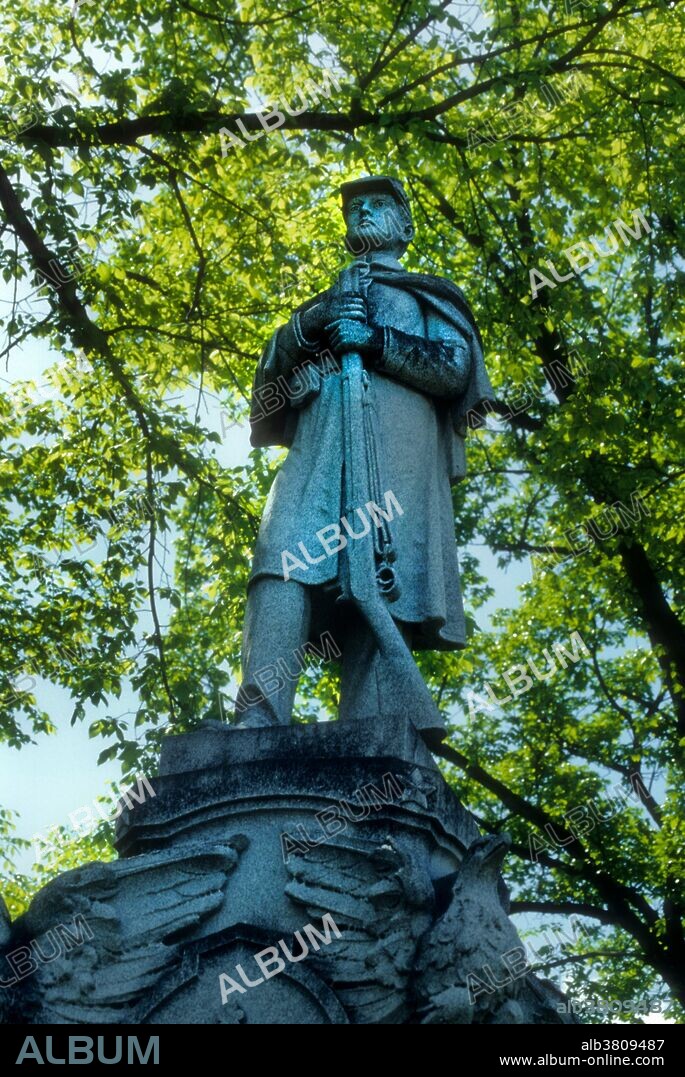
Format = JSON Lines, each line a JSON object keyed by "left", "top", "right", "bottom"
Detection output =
{"left": 0, "top": 178, "right": 576, "bottom": 1025}
{"left": 235, "top": 176, "right": 493, "bottom": 747}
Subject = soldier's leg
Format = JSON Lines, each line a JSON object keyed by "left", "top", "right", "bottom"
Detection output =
{"left": 338, "top": 611, "right": 413, "bottom": 721}
{"left": 234, "top": 577, "right": 312, "bottom": 727}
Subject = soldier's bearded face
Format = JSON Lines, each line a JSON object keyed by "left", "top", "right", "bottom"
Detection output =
{"left": 345, "top": 193, "right": 410, "bottom": 256}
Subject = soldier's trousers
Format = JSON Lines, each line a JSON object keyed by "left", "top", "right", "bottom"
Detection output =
{"left": 233, "top": 575, "right": 414, "bottom": 727}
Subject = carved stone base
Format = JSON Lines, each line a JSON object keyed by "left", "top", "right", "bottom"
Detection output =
{"left": 1, "top": 716, "right": 575, "bottom": 1024}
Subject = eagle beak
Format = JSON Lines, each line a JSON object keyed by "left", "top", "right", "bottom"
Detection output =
{"left": 484, "top": 834, "right": 511, "bottom": 867}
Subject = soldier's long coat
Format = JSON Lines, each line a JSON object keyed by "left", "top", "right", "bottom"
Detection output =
{"left": 247, "top": 252, "right": 494, "bottom": 651}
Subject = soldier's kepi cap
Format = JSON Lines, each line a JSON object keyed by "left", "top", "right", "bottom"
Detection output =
{"left": 340, "top": 176, "right": 412, "bottom": 220}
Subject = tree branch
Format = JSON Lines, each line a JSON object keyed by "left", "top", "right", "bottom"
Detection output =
{"left": 510, "top": 900, "right": 617, "bottom": 927}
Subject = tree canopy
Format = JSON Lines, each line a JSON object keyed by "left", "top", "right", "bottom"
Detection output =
{"left": 0, "top": 0, "right": 683, "bottom": 1021}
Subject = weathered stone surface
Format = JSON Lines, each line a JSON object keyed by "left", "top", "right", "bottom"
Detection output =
{"left": 2, "top": 839, "right": 246, "bottom": 1024}
{"left": 0, "top": 897, "right": 9, "bottom": 948}
{"left": 233, "top": 175, "right": 495, "bottom": 745}
{"left": 412, "top": 835, "right": 571, "bottom": 1024}
{"left": 0, "top": 897, "right": 10, "bottom": 1025}
{"left": 1, "top": 717, "right": 574, "bottom": 1024}
{"left": 0, "top": 176, "right": 575, "bottom": 1027}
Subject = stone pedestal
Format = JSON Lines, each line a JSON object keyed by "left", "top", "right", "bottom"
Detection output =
{"left": 1, "top": 717, "right": 574, "bottom": 1024}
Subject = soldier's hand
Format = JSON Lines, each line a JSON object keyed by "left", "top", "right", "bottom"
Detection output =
{"left": 335, "top": 296, "right": 367, "bottom": 322}
{"left": 321, "top": 294, "right": 367, "bottom": 327}
{"left": 299, "top": 294, "right": 367, "bottom": 342}
{"left": 326, "top": 319, "right": 383, "bottom": 360}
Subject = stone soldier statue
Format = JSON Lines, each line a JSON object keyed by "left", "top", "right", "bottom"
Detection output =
{"left": 234, "top": 176, "right": 493, "bottom": 746}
